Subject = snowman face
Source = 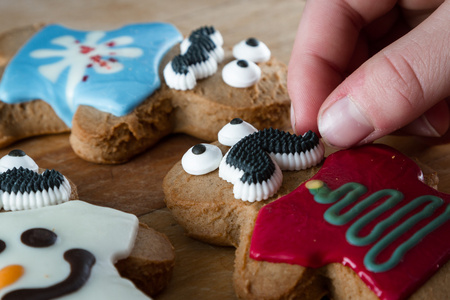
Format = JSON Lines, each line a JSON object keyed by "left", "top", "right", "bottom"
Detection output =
{"left": 0, "top": 201, "right": 150, "bottom": 300}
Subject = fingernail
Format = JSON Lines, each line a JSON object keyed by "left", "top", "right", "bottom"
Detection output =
{"left": 403, "top": 114, "right": 442, "bottom": 137}
{"left": 319, "top": 95, "right": 373, "bottom": 148}
{"left": 290, "top": 104, "right": 297, "bottom": 134}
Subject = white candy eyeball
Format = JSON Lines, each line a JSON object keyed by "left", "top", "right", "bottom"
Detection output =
{"left": 0, "top": 149, "right": 39, "bottom": 173}
{"left": 218, "top": 118, "right": 258, "bottom": 146}
{"left": 232, "top": 38, "right": 271, "bottom": 63}
{"left": 222, "top": 59, "right": 261, "bottom": 88}
{"left": 182, "top": 144, "right": 223, "bottom": 175}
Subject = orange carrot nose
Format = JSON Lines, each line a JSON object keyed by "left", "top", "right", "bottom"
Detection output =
{"left": 0, "top": 265, "right": 24, "bottom": 289}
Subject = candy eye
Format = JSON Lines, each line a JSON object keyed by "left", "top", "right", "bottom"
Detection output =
{"left": 21, "top": 228, "right": 57, "bottom": 248}
{"left": 0, "top": 149, "right": 39, "bottom": 173}
{"left": 218, "top": 118, "right": 258, "bottom": 146}
{"left": 181, "top": 144, "right": 223, "bottom": 175}
{"left": 232, "top": 38, "right": 271, "bottom": 63}
{"left": 222, "top": 59, "right": 261, "bottom": 88}
{"left": 0, "top": 240, "right": 5, "bottom": 253}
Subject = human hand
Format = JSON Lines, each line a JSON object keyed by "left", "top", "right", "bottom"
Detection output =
{"left": 288, "top": 0, "right": 450, "bottom": 148}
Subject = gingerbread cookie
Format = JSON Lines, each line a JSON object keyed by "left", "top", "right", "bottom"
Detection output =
{"left": 0, "top": 23, "right": 290, "bottom": 164}
{"left": 163, "top": 120, "right": 449, "bottom": 299}
{"left": 0, "top": 150, "right": 175, "bottom": 298}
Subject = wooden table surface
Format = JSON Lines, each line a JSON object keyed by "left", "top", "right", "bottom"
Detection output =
{"left": 1, "top": 1, "right": 450, "bottom": 299}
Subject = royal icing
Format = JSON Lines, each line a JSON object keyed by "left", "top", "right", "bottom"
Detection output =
{"left": 182, "top": 143, "right": 223, "bottom": 175}
{"left": 232, "top": 38, "right": 271, "bottom": 63}
{"left": 164, "top": 26, "right": 224, "bottom": 91}
{"left": 0, "top": 150, "right": 71, "bottom": 211}
{"left": 221, "top": 59, "right": 261, "bottom": 88}
{"left": 0, "top": 167, "right": 71, "bottom": 211}
{"left": 219, "top": 128, "right": 324, "bottom": 202}
{"left": 217, "top": 118, "right": 257, "bottom": 146}
{"left": 0, "top": 23, "right": 182, "bottom": 127}
{"left": 250, "top": 145, "right": 450, "bottom": 300}
{"left": 0, "top": 200, "right": 150, "bottom": 299}
{"left": 0, "top": 150, "right": 38, "bottom": 173}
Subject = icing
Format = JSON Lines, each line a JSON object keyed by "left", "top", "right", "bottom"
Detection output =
{"left": 180, "top": 26, "right": 223, "bottom": 55}
{"left": 250, "top": 145, "right": 450, "bottom": 300}
{"left": 232, "top": 38, "right": 271, "bottom": 63}
{"left": 164, "top": 26, "right": 224, "bottom": 91}
{"left": 0, "top": 265, "right": 24, "bottom": 290}
{"left": 20, "top": 228, "right": 58, "bottom": 248}
{"left": 0, "top": 167, "right": 71, "bottom": 211}
{"left": 3, "top": 249, "right": 96, "bottom": 300}
{"left": 219, "top": 128, "right": 324, "bottom": 202}
{"left": 181, "top": 44, "right": 218, "bottom": 79}
{"left": 0, "top": 150, "right": 38, "bottom": 173}
{"left": 218, "top": 118, "right": 257, "bottom": 146}
{"left": 181, "top": 143, "right": 223, "bottom": 175}
{"left": 163, "top": 59, "right": 197, "bottom": 90}
{"left": 0, "top": 23, "right": 182, "bottom": 127}
{"left": 0, "top": 200, "right": 150, "bottom": 299}
{"left": 222, "top": 59, "right": 261, "bottom": 88}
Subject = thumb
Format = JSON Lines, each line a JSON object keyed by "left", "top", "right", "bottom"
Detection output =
{"left": 318, "top": 2, "right": 450, "bottom": 148}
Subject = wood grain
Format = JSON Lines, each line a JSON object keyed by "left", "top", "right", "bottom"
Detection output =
{"left": 1, "top": 1, "right": 450, "bottom": 299}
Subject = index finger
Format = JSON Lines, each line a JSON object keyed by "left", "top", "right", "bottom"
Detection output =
{"left": 288, "top": 0, "right": 396, "bottom": 134}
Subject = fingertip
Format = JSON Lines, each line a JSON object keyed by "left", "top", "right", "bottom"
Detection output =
{"left": 318, "top": 95, "right": 374, "bottom": 148}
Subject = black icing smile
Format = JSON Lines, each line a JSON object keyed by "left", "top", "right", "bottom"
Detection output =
{"left": 3, "top": 248, "right": 96, "bottom": 300}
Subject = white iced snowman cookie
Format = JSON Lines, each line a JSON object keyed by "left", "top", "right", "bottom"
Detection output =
{"left": 0, "top": 150, "right": 175, "bottom": 299}
{"left": 0, "top": 200, "right": 150, "bottom": 299}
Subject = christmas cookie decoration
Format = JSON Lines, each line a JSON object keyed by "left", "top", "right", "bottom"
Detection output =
{"left": 164, "top": 141, "right": 449, "bottom": 299}
{"left": 0, "top": 200, "right": 150, "bottom": 299}
{"left": 180, "top": 120, "right": 324, "bottom": 202}
{"left": 251, "top": 145, "right": 450, "bottom": 300}
{"left": 0, "top": 150, "right": 175, "bottom": 298}
{"left": 221, "top": 59, "right": 261, "bottom": 88}
{"left": 0, "top": 149, "right": 38, "bottom": 173}
{"left": 219, "top": 127, "right": 323, "bottom": 202}
{"left": 0, "top": 150, "right": 71, "bottom": 211}
{"left": 164, "top": 26, "right": 224, "bottom": 90}
{"left": 217, "top": 118, "right": 257, "bottom": 146}
{"left": 182, "top": 143, "right": 223, "bottom": 175}
{"left": 0, "top": 23, "right": 181, "bottom": 127}
{"left": 232, "top": 38, "right": 271, "bottom": 63}
{"left": 0, "top": 24, "right": 290, "bottom": 163}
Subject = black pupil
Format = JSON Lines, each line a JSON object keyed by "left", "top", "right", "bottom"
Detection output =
{"left": 230, "top": 118, "right": 243, "bottom": 125}
{"left": 0, "top": 240, "right": 5, "bottom": 253}
{"left": 192, "top": 144, "right": 206, "bottom": 155}
{"left": 8, "top": 149, "right": 26, "bottom": 157}
{"left": 237, "top": 60, "right": 249, "bottom": 68}
{"left": 21, "top": 228, "right": 57, "bottom": 248}
{"left": 246, "top": 37, "right": 259, "bottom": 47}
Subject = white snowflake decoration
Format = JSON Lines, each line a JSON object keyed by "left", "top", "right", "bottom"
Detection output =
{"left": 30, "top": 31, "right": 143, "bottom": 110}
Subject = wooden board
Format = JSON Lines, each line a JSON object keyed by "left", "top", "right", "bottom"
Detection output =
{"left": 1, "top": 1, "right": 450, "bottom": 299}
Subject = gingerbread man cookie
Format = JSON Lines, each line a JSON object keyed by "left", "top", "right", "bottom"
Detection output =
{"left": 0, "top": 150, "right": 175, "bottom": 298}
{"left": 0, "top": 23, "right": 290, "bottom": 164}
{"left": 163, "top": 120, "right": 449, "bottom": 300}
